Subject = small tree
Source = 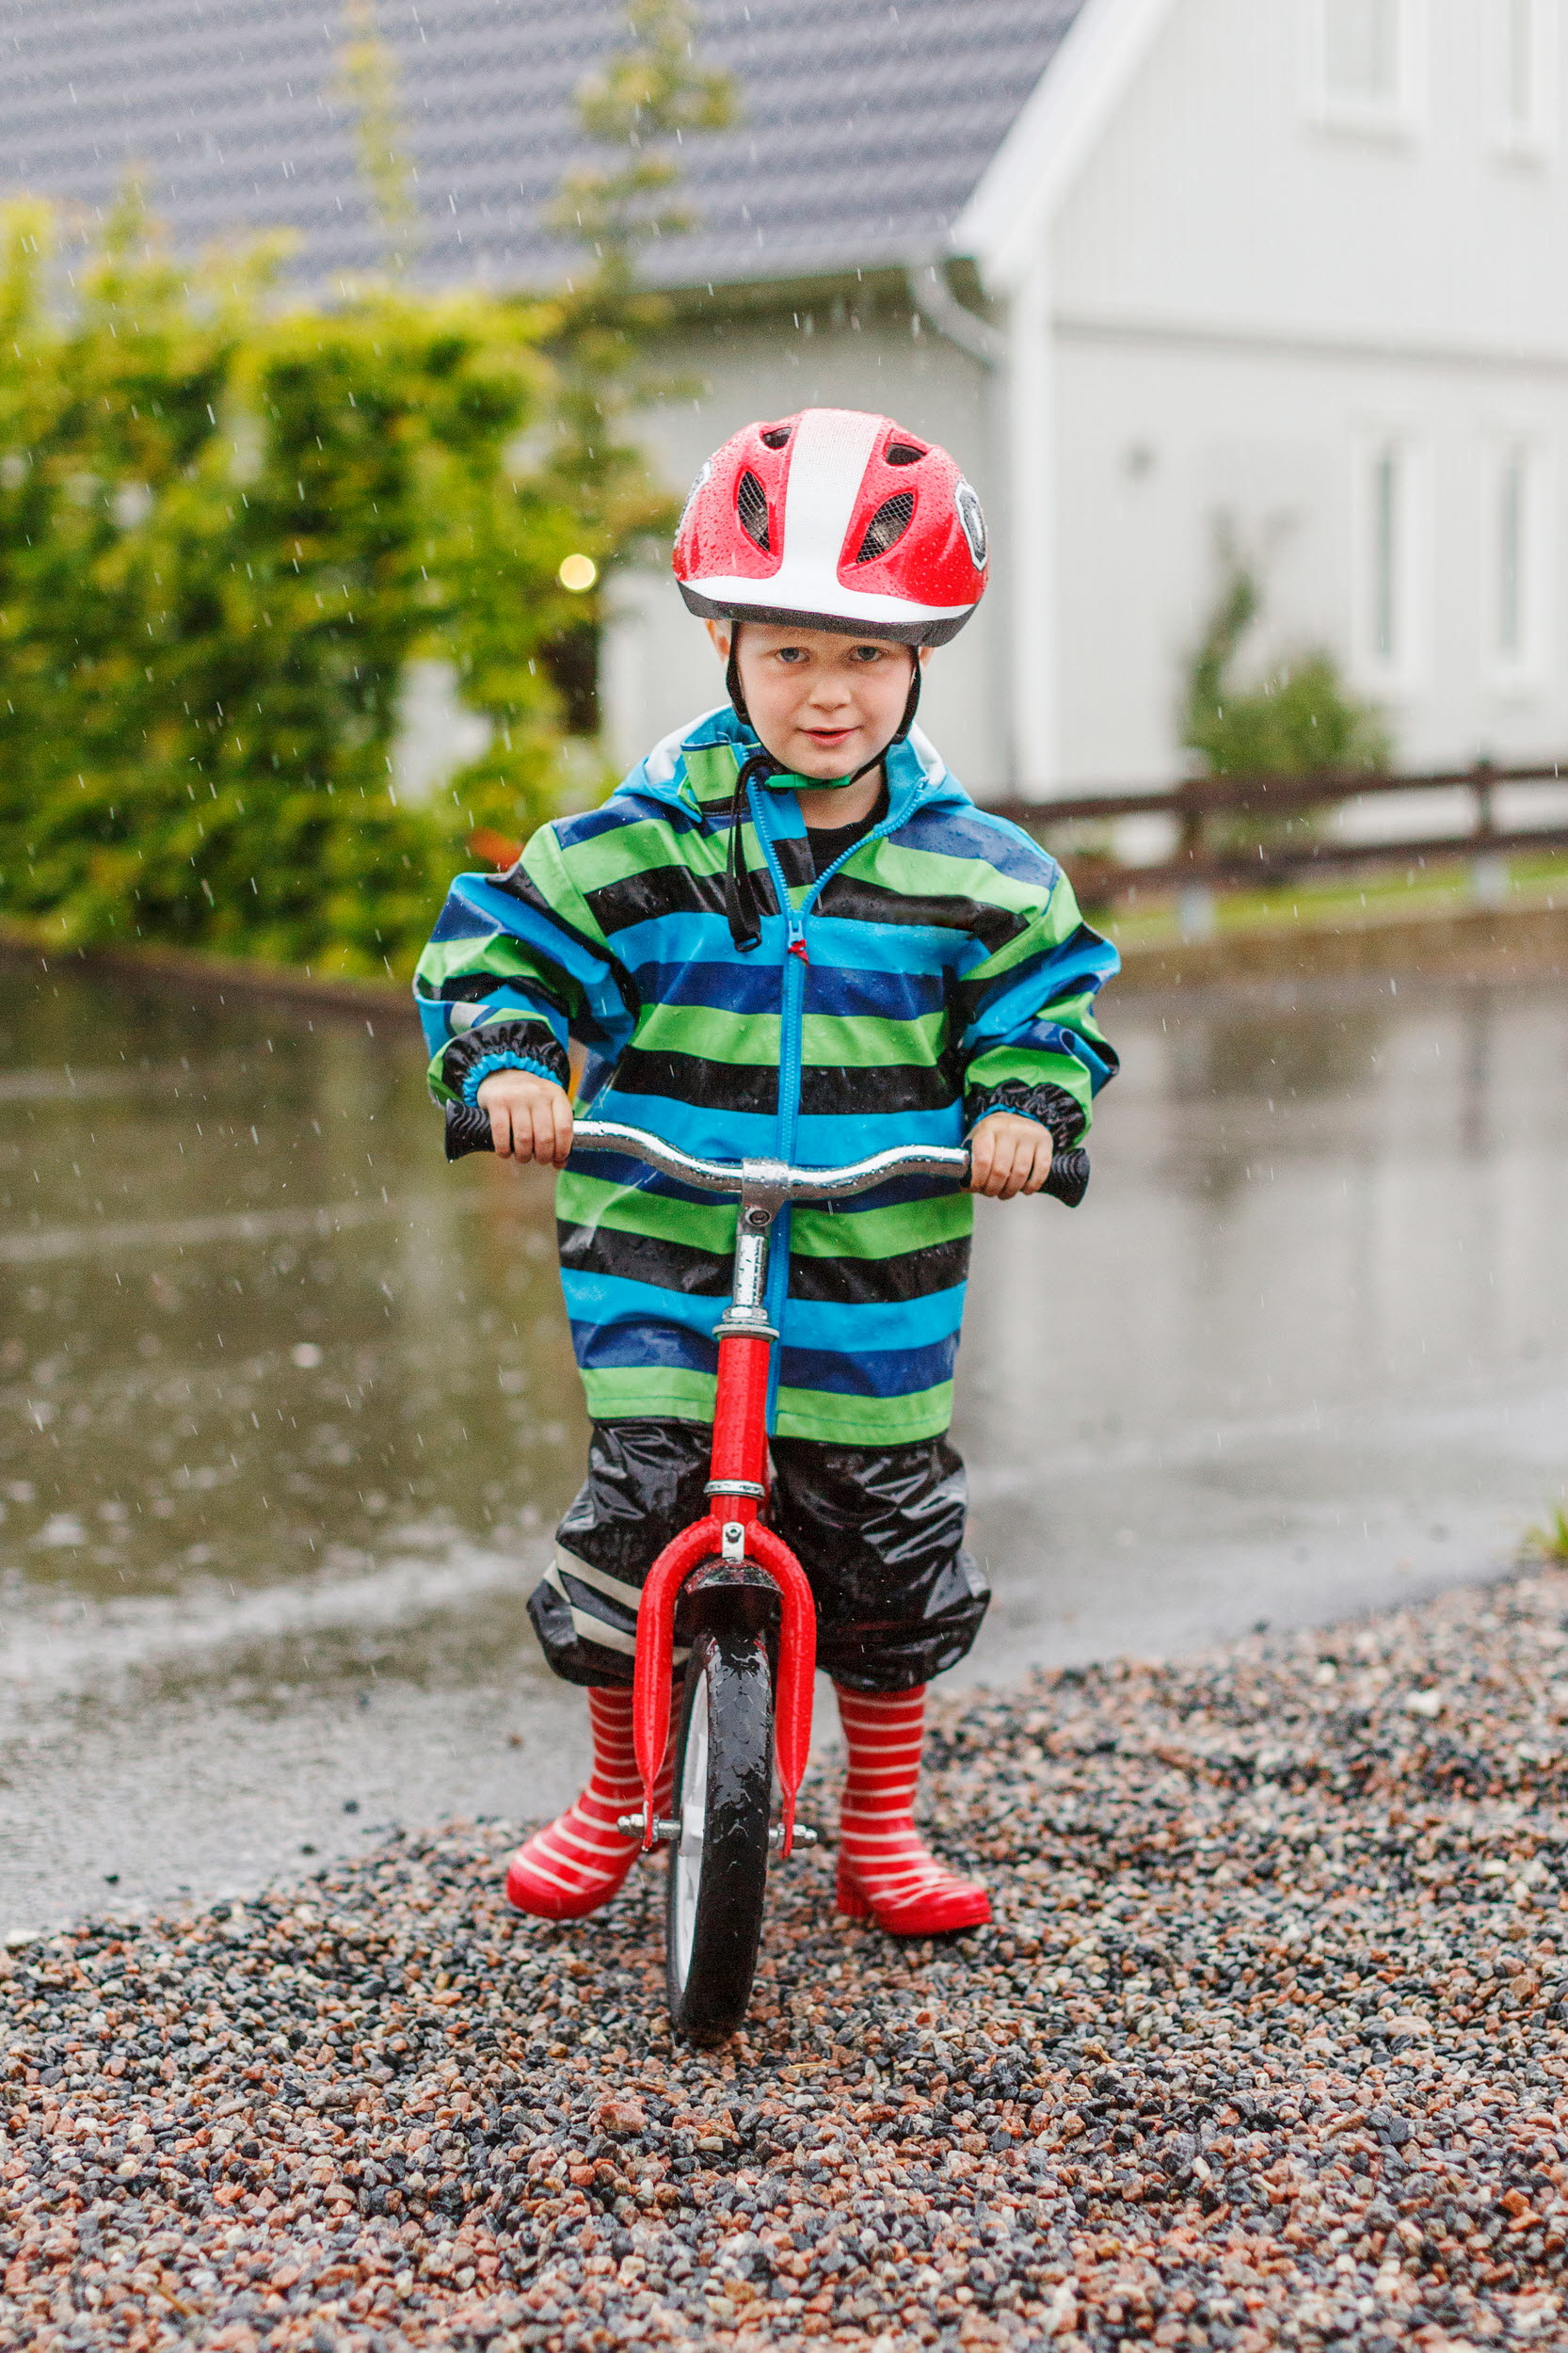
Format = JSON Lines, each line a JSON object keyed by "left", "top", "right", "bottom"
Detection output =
{"left": 332, "top": 1, "right": 738, "bottom": 840}
{"left": 1182, "top": 528, "right": 1389, "bottom": 782}
{"left": 557, "top": 0, "right": 736, "bottom": 280}
{"left": 336, "top": 0, "right": 422, "bottom": 277}
{"left": 520, "top": 1, "right": 738, "bottom": 740}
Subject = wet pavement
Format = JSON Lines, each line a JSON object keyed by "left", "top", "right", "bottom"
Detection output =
{"left": 3, "top": 956, "right": 1565, "bottom": 1934}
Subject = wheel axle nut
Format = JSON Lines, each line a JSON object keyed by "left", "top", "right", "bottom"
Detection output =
{"left": 616, "top": 1814, "right": 682, "bottom": 1843}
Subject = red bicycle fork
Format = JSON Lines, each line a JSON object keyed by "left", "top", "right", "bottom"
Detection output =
{"left": 630, "top": 1176, "right": 817, "bottom": 1856}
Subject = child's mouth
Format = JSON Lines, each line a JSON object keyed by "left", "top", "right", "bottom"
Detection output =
{"left": 805, "top": 727, "right": 856, "bottom": 748}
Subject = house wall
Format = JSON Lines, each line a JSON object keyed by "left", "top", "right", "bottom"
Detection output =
{"left": 603, "top": 302, "right": 1009, "bottom": 794}
{"left": 1052, "top": 328, "right": 1568, "bottom": 785}
{"left": 1044, "top": 0, "right": 1568, "bottom": 785}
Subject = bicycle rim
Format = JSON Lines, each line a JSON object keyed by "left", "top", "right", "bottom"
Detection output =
{"left": 665, "top": 1623, "right": 774, "bottom": 2041}
{"left": 670, "top": 1670, "right": 710, "bottom": 1992}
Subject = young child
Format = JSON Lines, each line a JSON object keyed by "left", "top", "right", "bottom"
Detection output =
{"left": 414, "top": 407, "right": 1118, "bottom": 1937}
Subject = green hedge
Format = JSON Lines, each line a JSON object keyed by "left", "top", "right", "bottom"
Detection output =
{"left": 0, "top": 199, "right": 631, "bottom": 975}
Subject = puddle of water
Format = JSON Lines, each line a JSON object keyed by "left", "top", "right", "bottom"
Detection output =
{"left": 959, "top": 980, "right": 1568, "bottom": 1664}
{"left": 2, "top": 962, "right": 1565, "bottom": 1932}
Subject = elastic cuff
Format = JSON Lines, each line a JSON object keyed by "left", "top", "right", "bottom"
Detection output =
{"left": 965, "top": 1104, "right": 1049, "bottom": 1136}
{"left": 964, "top": 1080, "right": 1085, "bottom": 1152}
{"left": 459, "top": 1052, "right": 563, "bottom": 1106}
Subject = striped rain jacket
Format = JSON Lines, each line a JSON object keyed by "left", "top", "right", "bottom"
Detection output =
{"left": 414, "top": 705, "right": 1119, "bottom": 1448}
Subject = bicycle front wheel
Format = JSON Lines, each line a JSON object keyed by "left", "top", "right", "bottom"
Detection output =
{"left": 666, "top": 1622, "right": 774, "bottom": 2041}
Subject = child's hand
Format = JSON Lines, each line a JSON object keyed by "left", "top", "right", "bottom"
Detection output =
{"left": 968, "top": 1112, "right": 1056, "bottom": 1200}
{"left": 473, "top": 1070, "right": 575, "bottom": 1166}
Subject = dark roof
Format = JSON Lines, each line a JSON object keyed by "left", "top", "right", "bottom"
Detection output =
{"left": 0, "top": 0, "right": 1088, "bottom": 292}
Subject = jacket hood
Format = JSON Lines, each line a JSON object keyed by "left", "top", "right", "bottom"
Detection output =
{"left": 628, "top": 703, "right": 973, "bottom": 831}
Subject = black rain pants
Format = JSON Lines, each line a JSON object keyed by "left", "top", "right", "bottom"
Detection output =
{"left": 527, "top": 1418, "right": 989, "bottom": 1694}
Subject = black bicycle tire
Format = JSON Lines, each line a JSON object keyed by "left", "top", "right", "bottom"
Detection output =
{"left": 665, "top": 1623, "right": 774, "bottom": 2041}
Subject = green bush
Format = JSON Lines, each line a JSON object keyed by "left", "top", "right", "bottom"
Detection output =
{"left": 0, "top": 3, "right": 736, "bottom": 974}
{"left": 1182, "top": 539, "right": 1389, "bottom": 784}
{"left": 0, "top": 198, "right": 614, "bottom": 975}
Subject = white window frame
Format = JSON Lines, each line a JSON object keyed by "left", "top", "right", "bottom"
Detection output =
{"left": 1492, "top": 0, "right": 1559, "bottom": 160}
{"left": 1484, "top": 432, "right": 1555, "bottom": 691}
{"left": 1309, "top": 0, "right": 1425, "bottom": 137}
{"left": 1350, "top": 430, "right": 1430, "bottom": 696}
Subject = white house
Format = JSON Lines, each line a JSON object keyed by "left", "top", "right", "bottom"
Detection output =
{"left": 610, "top": 0, "right": 1568, "bottom": 802}
{"left": 7, "top": 0, "right": 1568, "bottom": 801}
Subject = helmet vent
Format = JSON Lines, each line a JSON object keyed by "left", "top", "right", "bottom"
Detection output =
{"left": 854, "top": 491, "right": 915, "bottom": 564}
{"left": 758, "top": 424, "right": 792, "bottom": 449}
{"left": 736, "top": 468, "right": 771, "bottom": 551}
{"left": 885, "top": 440, "right": 926, "bottom": 466}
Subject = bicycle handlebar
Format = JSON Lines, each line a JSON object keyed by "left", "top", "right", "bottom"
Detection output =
{"left": 443, "top": 1100, "right": 1090, "bottom": 1208}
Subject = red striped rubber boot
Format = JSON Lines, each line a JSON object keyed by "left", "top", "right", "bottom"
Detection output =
{"left": 834, "top": 1684, "right": 991, "bottom": 1936}
{"left": 504, "top": 1687, "right": 670, "bottom": 1922}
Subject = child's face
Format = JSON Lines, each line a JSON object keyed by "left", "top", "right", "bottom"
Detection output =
{"left": 709, "top": 621, "right": 924, "bottom": 778}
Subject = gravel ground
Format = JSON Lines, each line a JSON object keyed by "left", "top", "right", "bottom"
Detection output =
{"left": 6, "top": 1563, "right": 1568, "bottom": 2353}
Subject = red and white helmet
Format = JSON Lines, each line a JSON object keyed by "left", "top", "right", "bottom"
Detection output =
{"left": 672, "top": 407, "right": 987, "bottom": 646}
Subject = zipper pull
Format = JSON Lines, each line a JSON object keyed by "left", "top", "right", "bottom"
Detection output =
{"left": 788, "top": 936, "right": 809, "bottom": 965}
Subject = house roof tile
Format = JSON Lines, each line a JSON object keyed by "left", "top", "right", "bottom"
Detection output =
{"left": 0, "top": 0, "right": 1089, "bottom": 289}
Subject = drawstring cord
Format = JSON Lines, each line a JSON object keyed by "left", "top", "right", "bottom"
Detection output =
{"left": 724, "top": 751, "right": 779, "bottom": 952}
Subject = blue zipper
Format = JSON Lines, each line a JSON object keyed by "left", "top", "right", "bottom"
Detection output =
{"left": 745, "top": 776, "right": 914, "bottom": 1428}
{"left": 745, "top": 786, "right": 804, "bottom": 1419}
{"left": 749, "top": 776, "right": 911, "bottom": 1157}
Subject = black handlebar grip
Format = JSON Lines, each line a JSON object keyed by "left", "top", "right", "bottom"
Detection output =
{"left": 1043, "top": 1146, "right": 1090, "bottom": 1209}
{"left": 444, "top": 1100, "right": 497, "bottom": 1160}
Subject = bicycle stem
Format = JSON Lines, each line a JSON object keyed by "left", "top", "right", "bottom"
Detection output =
{"left": 704, "top": 1189, "right": 780, "bottom": 1512}
{"left": 705, "top": 1160, "right": 817, "bottom": 1510}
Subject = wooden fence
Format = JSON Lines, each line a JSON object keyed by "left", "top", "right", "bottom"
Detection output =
{"left": 469, "top": 759, "right": 1568, "bottom": 923}
{"left": 985, "top": 758, "right": 1568, "bottom": 913}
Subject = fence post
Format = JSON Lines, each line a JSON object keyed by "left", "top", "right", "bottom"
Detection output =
{"left": 1176, "top": 786, "right": 1217, "bottom": 940}
{"left": 1469, "top": 760, "right": 1508, "bottom": 908}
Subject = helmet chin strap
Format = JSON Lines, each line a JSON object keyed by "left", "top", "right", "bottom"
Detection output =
{"left": 726, "top": 621, "right": 922, "bottom": 790}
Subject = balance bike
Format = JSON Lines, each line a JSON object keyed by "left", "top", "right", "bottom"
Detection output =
{"left": 446, "top": 1103, "right": 1087, "bottom": 2038}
